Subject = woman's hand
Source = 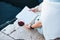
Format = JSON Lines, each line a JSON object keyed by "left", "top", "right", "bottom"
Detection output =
{"left": 30, "top": 7, "right": 41, "bottom": 13}
{"left": 24, "top": 24, "right": 31, "bottom": 29}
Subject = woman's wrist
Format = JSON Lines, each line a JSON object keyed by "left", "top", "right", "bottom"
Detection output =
{"left": 30, "top": 25, "right": 34, "bottom": 29}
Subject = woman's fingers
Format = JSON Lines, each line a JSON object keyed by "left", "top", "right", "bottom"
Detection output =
{"left": 24, "top": 24, "right": 30, "bottom": 29}
{"left": 29, "top": 8, "right": 40, "bottom": 13}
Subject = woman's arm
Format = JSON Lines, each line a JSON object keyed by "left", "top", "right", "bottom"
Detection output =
{"left": 31, "top": 21, "right": 42, "bottom": 28}
{"left": 24, "top": 21, "right": 42, "bottom": 29}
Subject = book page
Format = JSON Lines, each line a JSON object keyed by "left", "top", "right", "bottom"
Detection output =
{"left": 16, "top": 6, "right": 38, "bottom": 24}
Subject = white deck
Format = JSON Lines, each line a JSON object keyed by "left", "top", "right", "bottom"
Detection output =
{"left": 0, "top": 20, "right": 44, "bottom": 40}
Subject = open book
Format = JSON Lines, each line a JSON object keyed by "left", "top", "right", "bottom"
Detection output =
{"left": 16, "top": 6, "right": 38, "bottom": 24}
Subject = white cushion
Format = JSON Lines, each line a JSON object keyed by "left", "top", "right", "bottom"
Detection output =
{"left": 41, "top": 1, "right": 60, "bottom": 40}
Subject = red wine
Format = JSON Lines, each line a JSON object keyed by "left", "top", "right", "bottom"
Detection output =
{"left": 18, "top": 21, "right": 25, "bottom": 26}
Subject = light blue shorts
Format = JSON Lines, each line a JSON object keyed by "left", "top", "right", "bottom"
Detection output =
{"left": 37, "top": 27, "right": 43, "bottom": 34}
{"left": 35, "top": 13, "right": 43, "bottom": 34}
